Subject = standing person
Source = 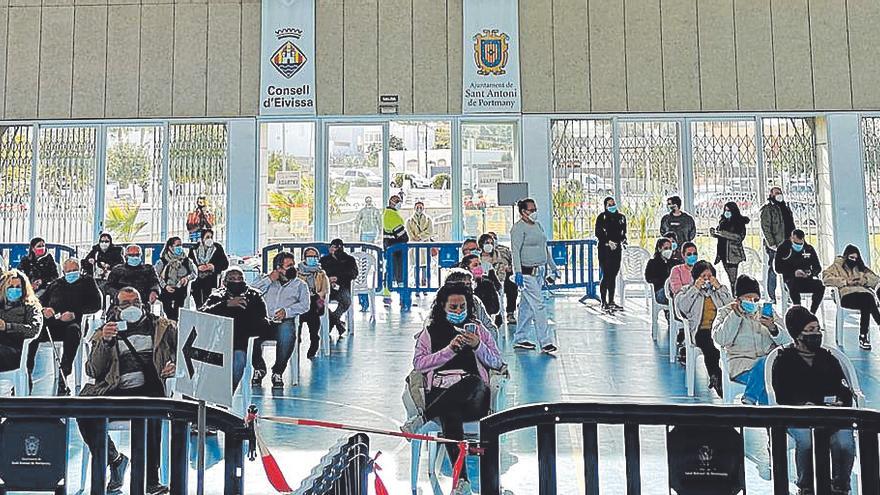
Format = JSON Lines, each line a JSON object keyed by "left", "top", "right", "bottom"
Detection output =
{"left": 711, "top": 201, "right": 750, "bottom": 284}
{"left": 355, "top": 196, "right": 382, "bottom": 244}
{"left": 154, "top": 237, "right": 196, "bottom": 321}
{"left": 319, "top": 239, "right": 358, "bottom": 336}
{"left": 78, "top": 287, "right": 176, "bottom": 495}
{"left": 774, "top": 229, "right": 825, "bottom": 314}
{"left": 406, "top": 201, "right": 434, "bottom": 287}
{"left": 251, "top": 252, "right": 310, "bottom": 388}
{"left": 188, "top": 229, "right": 229, "bottom": 309}
{"left": 296, "top": 247, "right": 331, "bottom": 358}
{"left": 185, "top": 195, "right": 215, "bottom": 242}
{"left": 28, "top": 259, "right": 102, "bottom": 395}
{"left": 510, "top": 198, "right": 558, "bottom": 354}
{"left": 16, "top": 237, "right": 59, "bottom": 296}
{"left": 0, "top": 270, "right": 42, "bottom": 373}
{"left": 660, "top": 196, "right": 697, "bottom": 245}
{"left": 760, "top": 186, "right": 796, "bottom": 304}
{"left": 383, "top": 195, "right": 410, "bottom": 306}
{"left": 644, "top": 237, "right": 680, "bottom": 306}
{"left": 823, "top": 245, "right": 880, "bottom": 350}
{"left": 106, "top": 245, "right": 161, "bottom": 305}
{"left": 82, "top": 232, "right": 124, "bottom": 290}
{"left": 595, "top": 197, "right": 627, "bottom": 311}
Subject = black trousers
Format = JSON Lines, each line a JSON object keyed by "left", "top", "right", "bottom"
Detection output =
{"left": 504, "top": 277, "right": 518, "bottom": 314}
{"left": 190, "top": 278, "right": 217, "bottom": 310}
{"left": 425, "top": 375, "right": 490, "bottom": 480}
{"left": 785, "top": 277, "right": 826, "bottom": 313}
{"left": 159, "top": 287, "right": 189, "bottom": 321}
{"left": 695, "top": 328, "right": 721, "bottom": 378}
{"left": 26, "top": 321, "right": 81, "bottom": 377}
{"left": 841, "top": 292, "right": 880, "bottom": 336}
{"left": 0, "top": 343, "right": 22, "bottom": 372}
{"left": 329, "top": 287, "right": 352, "bottom": 328}
{"left": 598, "top": 247, "right": 622, "bottom": 305}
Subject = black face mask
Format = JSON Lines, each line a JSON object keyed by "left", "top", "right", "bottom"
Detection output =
{"left": 226, "top": 281, "right": 247, "bottom": 296}
{"left": 846, "top": 258, "right": 859, "bottom": 269}
{"left": 800, "top": 333, "right": 823, "bottom": 352}
{"left": 285, "top": 267, "right": 298, "bottom": 280}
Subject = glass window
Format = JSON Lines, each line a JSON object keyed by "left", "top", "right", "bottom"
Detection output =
{"left": 461, "top": 122, "right": 518, "bottom": 240}
{"left": 389, "top": 121, "right": 452, "bottom": 241}
{"left": 550, "top": 119, "right": 614, "bottom": 240}
{"left": 0, "top": 126, "right": 33, "bottom": 244}
{"left": 863, "top": 117, "right": 880, "bottom": 263}
{"left": 103, "top": 126, "right": 165, "bottom": 243}
{"left": 260, "top": 122, "right": 316, "bottom": 244}
{"left": 328, "top": 124, "right": 384, "bottom": 244}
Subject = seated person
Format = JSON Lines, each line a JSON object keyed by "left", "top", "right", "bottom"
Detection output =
{"left": 0, "top": 270, "right": 42, "bottom": 373}
{"left": 444, "top": 269, "right": 498, "bottom": 335}
{"left": 775, "top": 229, "right": 825, "bottom": 314}
{"left": 460, "top": 254, "right": 501, "bottom": 319}
{"left": 644, "top": 237, "right": 681, "bottom": 305}
{"left": 296, "top": 247, "right": 331, "bottom": 359}
{"left": 106, "top": 245, "right": 161, "bottom": 305}
{"left": 479, "top": 233, "right": 517, "bottom": 325}
{"left": 773, "top": 306, "right": 856, "bottom": 495}
{"left": 412, "top": 283, "right": 503, "bottom": 495}
{"left": 319, "top": 239, "right": 358, "bottom": 336}
{"left": 82, "top": 232, "right": 125, "bottom": 290}
{"left": 17, "top": 237, "right": 59, "bottom": 296}
{"left": 669, "top": 242, "right": 699, "bottom": 295}
{"left": 200, "top": 267, "right": 268, "bottom": 392}
{"left": 27, "top": 258, "right": 102, "bottom": 395}
{"left": 822, "top": 244, "right": 880, "bottom": 350}
{"left": 713, "top": 275, "right": 789, "bottom": 405}
{"left": 674, "top": 261, "right": 732, "bottom": 397}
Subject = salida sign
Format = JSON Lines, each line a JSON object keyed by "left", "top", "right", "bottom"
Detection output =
{"left": 260, "top": 0, "right": 316, "bottom": 115}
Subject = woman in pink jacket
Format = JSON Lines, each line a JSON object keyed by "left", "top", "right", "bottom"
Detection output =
{"left": 669, "top": 241, "right": 699, "bottom": 295}
{"left": 413, "top": 283, "right": 503, "bottom": 492}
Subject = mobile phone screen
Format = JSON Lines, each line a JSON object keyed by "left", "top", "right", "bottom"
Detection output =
{"left": 464, "top": 323, "right": 478, "bottom": 334}
{"left": 761, "top": 303, "right": 773, "bottom": 318}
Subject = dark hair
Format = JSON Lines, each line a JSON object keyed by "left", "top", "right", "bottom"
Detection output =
{"left": 162, "top": 236, "right": 183, "bottom": 257}
{"left": 330, "top": 238, "right": 344, "bottom": 248}
{"left": 791, "top": 229, "right": 806, "bottom": 240}
{"left": 667, "top": 196, "right": 682, "bottom": 207}
{"left": 459, "top": 254, "right": 480, "bottom": 269}
{"left": 99, "top": 232, "right": 113, "bottom": 244}
{"left": 691, "top": 260, "right": 716, "bottom": 281}
{"left": 603, "top": 196, "right": 615, "bottom": 208}
{"left": 517, "top": 198, "right": 535, "bottom": 213}
{"left": 461, "top": 238, "right": 478, "bottom": 249}
{"left": 29, "top": 237, "right": 46, "bottom": 256}
{"left": 654, "top": 237, "right": 672, "bottom": 255}
{"left": 272, "top": 251, "right": 296, "bottom": 270}
{"left": 444, "top": 268, "right": 474, "bottom": 286}
{"left": 303, "top": 246, "right": 320, "bottom": 258}
{"left": 478, "top": 233, "right": 494, "bottom": 248}
{"left": 842, "top": 244, "right": 867, "bottom": 271}
{"left": 428, "top": 283, "right": 476, "bottom": 327}
{"left": 681, "top": 241, "right": 697, "bottom": 255}
{"left": 664, "top": 231, "right": 678, "bottom": 243}
{"left": 201, "top": 228, "right": 214, "bottom": 238}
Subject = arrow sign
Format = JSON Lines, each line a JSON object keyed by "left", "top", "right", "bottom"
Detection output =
{"left": 183, "top": 327, "right": 225, "bottom": 378}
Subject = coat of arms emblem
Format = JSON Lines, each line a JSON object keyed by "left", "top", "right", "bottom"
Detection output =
{"left": 473, "top": 29, "right": 509, "bottom": 75}
{"left": 24, "top": 435, "right": 39, "bottom": 457}
{"left": 271, "top": 28, "right": 307, "bottom": 79}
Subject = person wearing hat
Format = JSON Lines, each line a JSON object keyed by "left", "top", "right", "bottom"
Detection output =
{"left": 772, "top": 306, "right": 856, "bottom": 495}
{"left": 319, "top": 239, "right": 359, "bottom": 335}
{"left": 713, "top": 275, "right": 790, "bottom": 405}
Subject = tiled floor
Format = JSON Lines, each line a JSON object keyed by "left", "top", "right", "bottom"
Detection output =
{"left": 31, "top": 290, "right": 880, "bottom": 494}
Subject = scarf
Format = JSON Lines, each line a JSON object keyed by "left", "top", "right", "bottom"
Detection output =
{"left": 297, "top": 262, "right": 320, "bottom": 292}
{"left": 160, "top": 249, "right": 188, "bottom": 285}
{"left": 194, "top": 243, "right": 216, "bottom": 268}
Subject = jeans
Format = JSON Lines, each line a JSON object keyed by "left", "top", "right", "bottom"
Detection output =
{"left": 425, "top": 375, "right": 490, "bottom": 481}
{"left": 785, "top": 277, "right": 826, "bottom": 314}
{"left": 251, "top": 318, "right": 298, "bottom": 375}
{"left": 766, "top": 247, "right": 778, "bottom": 302}
{"left": 513, "top": 266, "right": 554, "bottom": 347}
{"left": 329, "top": 287, "right": 352, "bottom": 329}
{"left": 26, "top": 321, "right": 81, "bottom": 378}
{"left": 232, "top": 350, "right": 246, "bottom": 392}
{"left": 655, "top": 288, "right": 669, "bottom": 305}
{"left": 733, "top": 356, "right": 768, "bottom": 405}
{"left": 788, "top": 428, "right": 855, "bottom": 493}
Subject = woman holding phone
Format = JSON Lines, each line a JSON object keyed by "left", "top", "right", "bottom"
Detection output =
{"left": 712, "top": 275, "right": 790, "bottom": 404}
{"left": 822, "top": 244, "right": 880, "bottom": 350}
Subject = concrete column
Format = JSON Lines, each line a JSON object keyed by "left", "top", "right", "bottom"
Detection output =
{"left": 520, "top": 115, "right": 553, "bottom": 237}
{"left": 226, "top": 118, "right": 259, "bottom": 256}
{"left": 824, "top": 113, "right": 870, "bottom": 263}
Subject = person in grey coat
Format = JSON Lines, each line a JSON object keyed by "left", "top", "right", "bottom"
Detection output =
{"left": 660, "top": 195, "right": 697, "bottom": 246}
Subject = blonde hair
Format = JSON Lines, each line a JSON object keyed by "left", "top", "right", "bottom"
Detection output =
{"left": 0, "top": 269, "right": 41, "bottom": 307}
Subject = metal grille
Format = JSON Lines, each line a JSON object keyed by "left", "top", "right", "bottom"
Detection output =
{"left": 328, "top": 125, "right": 384, "bottom": 243}
{"left": 863, "top": 117, "right": 880, "bottom": 263}
{"left": 0, "top": 126, "right": 33, "bottom": 243}
{"left": 619, "top": 121, "right": 681, "bottom": 249}
{"left": 690, "top": 120, "right": 761, "bottom": 255}
{"left": 461, "top": 122, "right": 517, "bottom": 240}
{"left": 550, "top": 119, "right": 614, "bottom": 240}
{"left": 168, "top": 123, "right": 228, "bottom": 242}
{"left": 35, "top": 126, "right": 97, "bottom": 251}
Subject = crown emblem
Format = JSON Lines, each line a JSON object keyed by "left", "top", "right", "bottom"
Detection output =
{"left": 275, "top": 28, "right": 303, "bottom": 40}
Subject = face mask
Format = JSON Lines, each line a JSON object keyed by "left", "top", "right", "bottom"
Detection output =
{"left": 471, "top": 266, "right": 485, "bottom": 278}
{"left": 671, "top": 242, "right": 678, "bottom": 251}
{"left": 120, "top": 306, "right": 144, "bottom": 323}
{"left": 667, "top": 205, "right": 675, "bottom": 212}
{"left": 305, "top": 257, "right": 319, "bottom": 267}
{"left": 415, "top": 208, "right": 424, "bottom": 215}
{"left": 703, "top": 280, "right": 712, "bottom": 291}
{"left": 723, "top": 211, "right": 732, "bottom": 219}
{"left": 5, "top": 287, "right": 22, "bottom": 303}
{"left": 660, "top": 249, "right": 673, "bottom": 260}
{"left": 64, "top": 272, "right": 80, "bottom": 284}
{"left": 173, "top": 246, "right": 184, "bottom": 256}
{"left": 740, "top": 300, "right": 759, "bottom": 314}
{"left": 446, "top": 311, "right": 467, "bottom": 325}
{"left": 390, "top": 203, "right": 399, "bottom": 210}
{"left": 365, "top": 199, "right": 373, "bottom": 207}
{"left": 607, "top": 205, "right": 618, "bottom": 214}
{"left": 774, "top": 194, "right": 784, "bottom": 203}
{"left": 846, "top": 258, "right": 859, "bottom": 268}
{"left": 126, "top": 256, "right": 142, "bottom": 267}
{"left": 203, "top": 238, "right": 214, "bottom": 247}
{"left": 800, "top": 333, "right": 822, "bottom": 352}
{"left": 471, "top": 249, "right": 482, "bottom": 257}
{"left": 527, "top": 212, "right": 539, "bottom": 222}
{"left": 685, "top": 254, "right": 698, "bottom": 266}
{"left": 284, "top": 267, "right": 298, "bottom": 280}
{"left": 34, "top": 247, "right": 46, "bottom": 257}
{"left": 791, "top": 243, "right": 804, "bottom": 253}
{"left": 226, "top": 281, "right": 247, "bottom": 295}
{"left": 483, "top": 244, "right": 495, "bottom": 254}
{"left": 99, "top": 241, "right": 110, "bottom": 251}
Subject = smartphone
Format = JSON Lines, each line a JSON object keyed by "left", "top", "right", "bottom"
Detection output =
{"left": 464, "top": 323, "right": 478, "bottom": 334}
{"left": 116, "top": 320, "right": 128, "bottom": 332}
{"left": 823, "top": 395, "right": 838, "bottom": 406}
{"left": 761, "top": 302, "right": 774, "bottom": 318}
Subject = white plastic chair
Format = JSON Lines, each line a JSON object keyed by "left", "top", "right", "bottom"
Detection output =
{"left": 765, "top": 345, "right": 864, "bottom": 408}
{"left": 665, "top": 279, "right": 684, "bottom": 364}
{"left": 828, "top": 286, "right": 866, "bottom": 350}
{"left": 719, "top": 349, "right": 747, "bottom": 405}
{"left": 780, "top": 283, "right": 825, "bottom": 324}
{"left": 241, "top": 317, "right": 302, "bottom": 407}
{"left": 618, "top": 247, "right": 652, "bottom": 310}
{"left": 742, "top": 247, "right": 764, "bottom": 284}
{"left": 347, "top": 252, "right": 378, "bottom": 333}
{"left": 672, "top": 300, "right": 704, "bottom": 397}
{"left": 0, "top": 336, "right": 38, "bottom": 396}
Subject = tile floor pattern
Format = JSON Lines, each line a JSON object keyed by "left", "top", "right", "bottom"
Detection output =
{"left": 27, "top": 291, "right": 880, "bottom": 494}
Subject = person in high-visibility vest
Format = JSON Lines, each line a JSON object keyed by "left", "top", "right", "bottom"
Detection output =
{"left": 383, "top": 195, "right": 409, "bottom": 306}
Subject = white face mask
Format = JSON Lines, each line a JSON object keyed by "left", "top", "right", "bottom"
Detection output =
{"left": 204, "top": 238, "right": 214, "bottom": 247}
{"left": 775, "top": 194, "right": 784, "bottom": 203}
{"left": 660, "top": 249, "right": 673, "bottom": 260}
{"left": 483, "top": 244, "right": 495, "bottom": 254}
{"left": 527, "top": 212, "right": 539, "bottom": 222}
{"left": 99, "top": 241, "right": 110, "bottom": 251}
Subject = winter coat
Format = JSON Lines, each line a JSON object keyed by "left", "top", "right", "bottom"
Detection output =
{"left": 188, "top": 243, "right": 230, "bottom": 291}
{"left": 39, "top": 275, "right": 102, "bottom": 325}
{"left": 0, "top": 300, "right": 42, "bottom": 350}
{"left": 774, "top": 241, "right": 822, "bottom": 282}
{"left": 822, "top": 256, "right": 880, "bottom": 299}
{"left": 82, "top": 245, "right": 125, "bottom": 280}
{"left": 712, "top": 303, "right": 790, "bottom": 379}
{"left": 475, "top": 272, "right": 502, "bottom": 316}
{"left": 200, "top": 287, "right": 269, "bottom": 351}
{"left": 406, "top": 213, "right": 434, "bottom": 242}
{"left": 644, "top": 255, "right": 681, "bottom": 292}
{"left": 106, "top": 264, "right": 161, "bottom": 302}
{"left": 760, "top": 201, "right": 795, "bottom": 249}
{"left": 154, "top": 253, "right": 197, "bottom": 290}
{"left": 320, "top": 251, "right": 359, "bottom": 291}
{"left": 17, "top": 254, "right": 59, "bottom": 288}
{"left": 413, "top": 321, "right": 503, "bottom": 393}
{"left": 674, "top": 283, "right": 733, "bottom": 341}
{"left": 713, "top": 219, "right": 748, "bottom": 265}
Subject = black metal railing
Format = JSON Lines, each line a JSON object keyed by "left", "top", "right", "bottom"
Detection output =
{"left": 480, "top": 402, "right": 880, "bottom": 495}
{"left": 292, "top": 433, "right": 371, "bottom": 495}
{"left": 0, "top": 397, "right": 249, "bottom": 495}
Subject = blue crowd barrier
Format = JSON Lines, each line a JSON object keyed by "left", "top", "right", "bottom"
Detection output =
{"left": 132, "top": 242, "right": 197, "bottom": 265}
{"left": 547, "top": 239, "right": 600, "bottom": 300}
{"left": 0, "top": 243, "right": 78, "bottom": 269}
{"left": 260, "top": 242, "right": 385, "bottom": 291}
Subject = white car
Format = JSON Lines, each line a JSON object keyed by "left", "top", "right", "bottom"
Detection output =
{"left": 340, "top": 169, "right": 383, "bottom": 187}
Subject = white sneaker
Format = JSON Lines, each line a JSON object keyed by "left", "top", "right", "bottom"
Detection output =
{"left": 400, "top": 414, "right": 425, "bottom": 435}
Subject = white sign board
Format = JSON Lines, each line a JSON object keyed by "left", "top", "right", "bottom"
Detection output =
{"left": 462, "top": 0, "right": 521, "bottom": 113}
{"left": 276, "top": 170, "right": 302, "bottom": 191}
{"left": 174, "top": 309, "right": 234, "bottom": 408}
{"left": 478, "top": 168, "right": 505, "bottom": 190}
{"left": 260, "top": 0, "right": 316, "bottom": 115}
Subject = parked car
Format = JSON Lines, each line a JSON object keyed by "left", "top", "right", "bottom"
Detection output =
{"left": 392, "top": 172, "right": 432, "bottom": 189}
{"left": 340, "top": 169, "right": 383, "bottom": 187}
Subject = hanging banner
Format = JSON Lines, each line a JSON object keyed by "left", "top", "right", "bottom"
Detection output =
{"left": 462, "top": 0, "right": 521, "bottom": 113}
{"left": 260, "top": 0, "right": 316, "bottom": 115}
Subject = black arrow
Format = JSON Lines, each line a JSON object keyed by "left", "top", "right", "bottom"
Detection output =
{"left": 182, "top": 327, "right": 225, "bottom": 379}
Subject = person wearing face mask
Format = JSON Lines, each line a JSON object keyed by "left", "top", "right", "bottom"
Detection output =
{"left": 822, "top": 244, "right": 880, "bottom": 350}
{"left": 663, "top": 232, "right": 682, "bottom": 263}
{"left": 510, "top": 198, "right": 558, "bottom": 354}
{"left": 443, "top": 269, "right": 499, "bottom": 335}
{"left": 185, "top": 195, "right": 215, "bottom": 243}
{"left": 669, "top": 242, "right": 699, "bottom": 295}
{"left": 773, "top": 306, "right": 856, "bottom": 495}
{"left": 200, "top": 267, "right": 268, "bottom": 392}
{"left": 26, "top": 258, "right": 101, "bottom": 395}
{"left": 82, "top": 233, "right": 124, "bottom": 288}
{"left": 16, "top": 237, "right": 59, "bottom": 297}
{"left": 411, "top": 283, "right": 503, "bottom": 495}
{"left": 660, "top": 196, "right": 697, "bottom": 246}
{"left": 595, "top": 196, "right": 628, "bottom": 311}
{"left": 106, "top": 245, "right": 161, "bottom": 306}
{"left": 774, "top": 229, "right": 825, "bottom": 314}
{"left": 460, "top": 254, "right": 501, "bottom": 319}
{"left": 711, "top": 201, "right": 750, "bottom": 284}
{"left": 250, "top": 252, "right": 311, "bottom": 388}
{"left": 355, "top": 196, "right": 382, "bottom": 244}
{"left": 153, "top": 237, "right": 197, "bottom": 321}
{"left": 406, "top": 201, "right": 434, "bottom": 288}
{"left": 78, "top": 287, "right": 177, "bottom": 495}
{"left": 383, "top": 195, "right": 410, "bottom": 306}
{"left": 296, "top": 247, "right": 331, "bottom": 358}
{"left": 188, "top": 229, "right": 229, "bottom": 309}
{"left": 713, "top": 275, "right": 789, "bottom": 405}
{"left": 479, "top": 233, "right": 516, "bottom": 325}
{"left": 319, "top": 239, "right": 359, "bottom": 335}
{"left": 674, "top": 261, "right": 733, "bottom": 397}
{"left": 644, "top": 237, "right": 682, "bottom": 306}
{"left": 761, "top": 186, "right": 796, "bottom": 304}
{"left": 0, "top": 270, "right": 42, "bottom": 374}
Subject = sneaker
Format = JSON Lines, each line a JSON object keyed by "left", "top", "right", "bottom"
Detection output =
{"left": 251, "top": 369, "right": 266, "bottom": 385}
{"left": 506, "top": 313, "right": 517, "bottom": 324}
{"left": 146, "top": 483, "right": 170, "bottom": 495}
{"left": 541, "top": 344, "right": 558, "bottom": 354}
{"left": 709, "top": 374, "right": 724, "bottom": 399}
{"left": 452, "top": 479, "right": 472, "bottom": 495}
{"left": 676, "top": 344, "right": 687, "bottom": 364}
{"left": 400, "top": 414, "right": 426, "bottom": 435}
{"left": 609, "top": 303, "right": 624, "bottom": 311}
{"left": 513, "top": 341, "right": 536, "bottom": 350}
{"left": 335, "top": 321, "right": 347, "bottom": 336}
{"left": 107, "top": 453, "right": 129, "bottom": 492}
{"left": 860, "top": 334, "right": 872, "bottom": 350}
{"left": 271, "top": 373, "right": 284, "bottom": 388}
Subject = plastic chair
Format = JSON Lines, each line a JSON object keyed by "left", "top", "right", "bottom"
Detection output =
{"left": 780, "top": 283, "right": 825, "bottom": 324}
{"left": 347, "top": 252, "right": 377, "bottom": 333}
{"left": 828, "top": 286, "right": 867, "bottom": 350}
{"left": 651, "top": 287, "right": 669, "bottom": 342}
{"left": 617, "top": 246, "right": 652, "bottom": 310}
{"left": 764, "top": 345, "right": 864, "bottom": 407}
{"left": 241, "top": 319, "right": 302, "bottom": 407}
{"left": 672, "top": 300, "right": 705, "bottom": 397}
{"left": 664, "top": 279, "right": 684, "bottom": 364}
{"left": 719, "top": 349, "right": 747, "bottom": 404}
{"left": 0, "top": 336, "right": 38, "bottom": 396}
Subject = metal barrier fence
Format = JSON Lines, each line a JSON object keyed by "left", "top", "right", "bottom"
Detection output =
{"left": 260, "top": 242, "right": 385, "bottom": 290}
{"left": 0, "top": 243, "right": 78, "bottom": 269}
{"left": 479, "top": 402, "right": 880, "bottom": 495}
{"left": 292, "top": 433, "right": 371, "bottom": 495}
